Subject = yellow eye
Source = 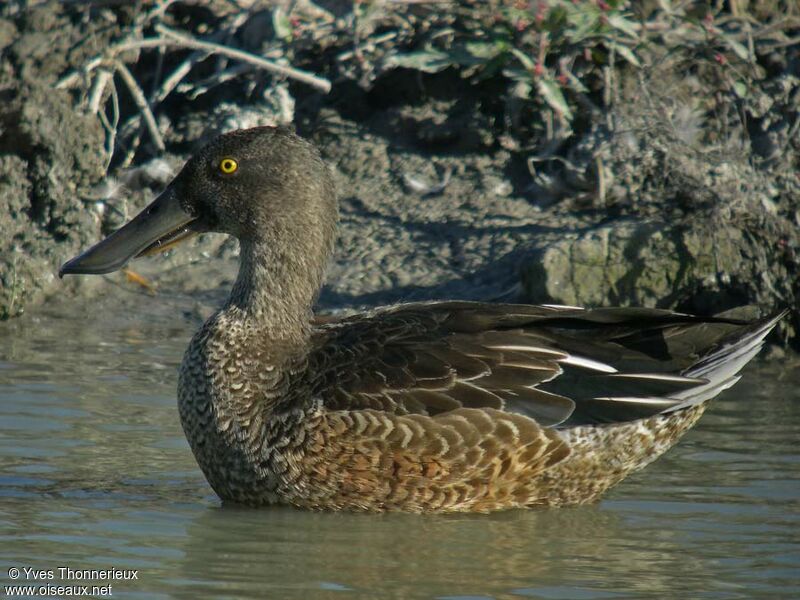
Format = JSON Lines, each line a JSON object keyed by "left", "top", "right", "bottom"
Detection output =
{"left": 219, "top": 158, "right": 238, "bottom": 174}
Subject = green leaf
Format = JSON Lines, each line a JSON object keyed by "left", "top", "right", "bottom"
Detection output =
{"left": 564, "top": 70, "right": 589, "bottom": 93}
{"left": 272, "top": 8, "right": 292, "bottom": 41}
{"left": 515, "top": 80, "right": 533, "bottom": 99}
{"left": 566, "top": 9, "right": 599, "bottom": 42}
{"left": 388, "top": 50, "right": 453, "bottom": 73}
{"left": 608, "top": 41, "right": 641, "bottom": 67}
{"left": 725, "top": 38, "right": 750, "bottom": 61}
{"left": 733, "top": 80, "right": 748, "bottom": 98}
{"left": 503, "top": 67, "right": 532, "bottom": 85}
{"left": 538, "top": 78, "right": 573, "bottom": 120}
{"left": 465, "top": 41, "right": 501, "bottom": 59}
{"left": 447, "top": 44, "right": 495, "bottom": 68}
{"left": 607, "top": 14, "right": 639, "bottom": 39}
{"left": 510, "top": 47, "right": 536, "bottom": 72}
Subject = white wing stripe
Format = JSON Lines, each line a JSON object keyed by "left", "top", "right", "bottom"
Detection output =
{"left": 592, "top": 396, "right": 677, "bottom": 405}
{"left": 485, "top": 344, "right": 568, "bottom": 358}
{"left": 559, "top": 355, "right": 618, "bottom": 373}
{"left": 607, "top": 373, "right": 707, "bottom": 383}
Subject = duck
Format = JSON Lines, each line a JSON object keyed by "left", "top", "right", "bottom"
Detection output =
{"left": 60, "top": 126, "right": 786, "bottom": 513}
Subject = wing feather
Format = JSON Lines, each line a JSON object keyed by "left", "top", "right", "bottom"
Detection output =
{"left": 308, "top": 302, "right": 783, "bottom": 427}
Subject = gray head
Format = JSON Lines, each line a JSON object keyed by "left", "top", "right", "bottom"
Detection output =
{"left": 59, "top": 127, "right": 338, "bottom": 294}
{"left": 175, "top": 127, "right": 337, "bottom": 245}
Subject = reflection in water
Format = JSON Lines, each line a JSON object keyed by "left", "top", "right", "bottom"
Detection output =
{"left": 1, "top": 295, "right": 799, "bottom": 599}
{"left": 176, "top": 505, "right": 703, "bottom": 599}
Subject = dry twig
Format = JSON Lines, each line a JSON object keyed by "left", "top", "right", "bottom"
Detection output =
{"left": 114, "top": 60, "right": 165, "bottom": 152}
{"left": 153, "top": 24, "right": 331, "bottom": 93}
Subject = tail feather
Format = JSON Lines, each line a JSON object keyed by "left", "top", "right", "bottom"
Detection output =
{"left": 671, "top": 309, "right": 788, "bottom": 410}
{"left": 555, "top": 309, "right": 787, "bottom": 426}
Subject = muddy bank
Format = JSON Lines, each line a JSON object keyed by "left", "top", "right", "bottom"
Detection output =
{"left": 0, "top": 2, "right": 798, "bottom": 346}
{"left": 0, "top": 5, "right": 109, "bottom": 318}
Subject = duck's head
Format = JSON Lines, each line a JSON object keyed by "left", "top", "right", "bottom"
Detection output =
{"left": 59, "top": 126, "right": 337, "bottom": 278}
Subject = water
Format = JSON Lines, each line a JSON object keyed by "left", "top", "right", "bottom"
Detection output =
{"left": 1, "top": 292, "right": 799, "bottom": 599}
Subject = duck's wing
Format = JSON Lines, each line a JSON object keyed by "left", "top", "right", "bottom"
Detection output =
{"left": 308, "top": 301, "right": 784, "bottom": 427}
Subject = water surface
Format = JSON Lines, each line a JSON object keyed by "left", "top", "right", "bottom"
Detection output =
{"left": 2, "top": 292, "right": 799, "bottom": 599}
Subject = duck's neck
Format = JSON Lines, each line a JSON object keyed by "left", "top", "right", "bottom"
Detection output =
{"left": 224, "top": 236, "right": 324, "bottom": 341}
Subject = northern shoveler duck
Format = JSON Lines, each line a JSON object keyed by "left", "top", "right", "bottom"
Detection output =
{"left": 60, "top": 126, "right": 785, "bottom": 513}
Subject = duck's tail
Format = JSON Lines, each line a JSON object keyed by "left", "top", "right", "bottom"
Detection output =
{"left": 541, "top": 309, "right": 787, "bottom": 505}
{"left": 555, "top": 308, "right": 788, "bottom": 427}
{"left": 668, "top": 308, "right": 788, "bottom": 411}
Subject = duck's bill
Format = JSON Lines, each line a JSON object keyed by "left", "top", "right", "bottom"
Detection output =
{"left": 59, "top": 187, "right": 202, "bottom": 278}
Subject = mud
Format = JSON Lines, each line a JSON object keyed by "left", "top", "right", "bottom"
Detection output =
{"left": 0, "top": 2, "right": 798, "bottom": 346}
{"left": 0, "top": 4, "right": 115, "bottom": 317}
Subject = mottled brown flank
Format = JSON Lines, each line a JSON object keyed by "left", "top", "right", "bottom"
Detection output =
{"left": 301, "top": 408, "right": 570, "bottom": 512}
{"left": 533, "top": 405, "right": 707, "bottom": 506}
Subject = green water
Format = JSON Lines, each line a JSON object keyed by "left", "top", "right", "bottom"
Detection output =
{"left": 1, "top": 291, "right": 799, "bottom": 599}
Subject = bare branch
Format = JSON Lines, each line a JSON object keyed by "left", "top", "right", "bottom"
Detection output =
{"left": 154, "top": 24, "right": 331, "bottom": 93}
{"left": 114, "top": 61, "right": 165, "bottom": 152}
{"left": 88, "top": 68, "right": 112, "bottom": 114}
